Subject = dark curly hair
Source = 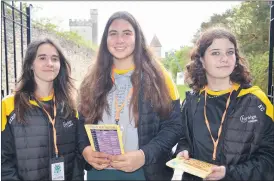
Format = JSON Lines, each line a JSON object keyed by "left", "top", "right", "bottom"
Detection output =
{"left": 185, "top": 27, "right": 252, "bottom": 92}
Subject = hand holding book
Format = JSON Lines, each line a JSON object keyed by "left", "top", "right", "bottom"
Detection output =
{"left": 177, "top": 150, "right": 190, "bottom": 159}
{"left": 174, "top": 150, "right": 226, "bottom": 180}
{"left": 166, "top": 150, "right": 219, "bottom": 179}
{"left": 109, "top": 150, "right": 145, "bottom": 172}
{"left": 82, "top": 146, "right": 111, "bottom": 170}
{"left": 204, "top": 165, "right": 226, "bottom": 180}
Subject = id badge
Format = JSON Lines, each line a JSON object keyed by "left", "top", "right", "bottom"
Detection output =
{"left": 50, "top": 157, "right": 65, "bottom": 180}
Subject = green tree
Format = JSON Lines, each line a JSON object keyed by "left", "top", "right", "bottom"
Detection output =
{"left": 227, "top": 1, "right": 270, "bottom": 55}
{"left": 162, "top": 46, "right": 192, "bottom": 80}
{"left": 192, "top": 1, "right": 271, "bottom": 93}
{"left": 247, "top": 52, "right": 270, "bottom": 92}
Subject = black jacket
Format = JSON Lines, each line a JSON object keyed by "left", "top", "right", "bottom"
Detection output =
{"left": 79, "top": 99, "right": 183, "bottom": 180}
{"left": 138, "top": 99, "right": 182, "bottom": 180}
{"left": 175, "top": 85, "right": 274, "bottom": 181}
{"left": 1, "top": 95, "right": 85, "bottom": 180}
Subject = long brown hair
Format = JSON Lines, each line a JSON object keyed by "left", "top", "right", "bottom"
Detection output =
{"left": 78, "top": 11, "right": 172, "bottom": 125}
{"left": 14, "top": 38, "right": 76, "bottom": 123}
{"left": 185, "top": 27, "right": 252, "bottom": 92}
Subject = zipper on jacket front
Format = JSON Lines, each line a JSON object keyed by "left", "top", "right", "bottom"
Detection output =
{"left": 219, "top": 89, "right": 241, "bottom": 165}
{"left": 219, "top": 110, "right": 231, "bottom": 165}
{"left": 35, "top": 104, "right": 55, "bottom": 179}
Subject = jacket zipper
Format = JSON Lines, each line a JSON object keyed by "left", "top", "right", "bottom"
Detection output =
{"left": 219, "top": 98, "right": 237, "bottom": 165}
{"left": 219, "top": 88, "right": 241, "bottom": 165}
{"left": 31, "top": 105, "right": 53, "bottom": 179}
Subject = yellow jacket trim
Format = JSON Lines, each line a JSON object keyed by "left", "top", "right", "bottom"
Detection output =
{"left": 1, "top": 95, "right": 15, "bottom": 131}
{"left": 238, "top": 86, "right": 273, "bottom": 121}
{"left": 200, "top": 83, "right": 240, "bottom": 96}
{"left": 112, "top": 63, "right": 179, "bottom": 101}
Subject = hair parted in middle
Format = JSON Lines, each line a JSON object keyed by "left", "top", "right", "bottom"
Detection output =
{"left": 78, "top": 11, "right": 172, "bottom": 125}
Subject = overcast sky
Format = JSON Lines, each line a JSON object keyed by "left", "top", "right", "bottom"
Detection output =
{"left": 27, "top": 1, "right": 241, "bottom": 56}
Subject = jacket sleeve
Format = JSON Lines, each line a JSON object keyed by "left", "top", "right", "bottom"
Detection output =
{"left": 71, "top": 150, "right": 85, "bottom": 180}
{"left": 1, "top": 102, "right": 20, "bottom": 180}
{"left": 76, "top": 113, "right": 94, "bottom": 171}
{"left": 174, "top": 99, "right": 191, "bottom": 156}
{"left": 140, "top": 99, "right": 184, "bottom": 165}
{"left": 77, "top": 113, "right": 90, "bottom": 155}
{"left": 223, "top": 102, "right": 274, "bottom": 180}
{"left": 71, "top": 113, "right": 87, "bottom": 180}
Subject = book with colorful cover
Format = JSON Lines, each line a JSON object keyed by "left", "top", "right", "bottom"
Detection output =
{"left": 84, "top": 124, "right": 125, "bottom": 155}
{"left": 166, "top": 157, "right": 216, "bottom": 178}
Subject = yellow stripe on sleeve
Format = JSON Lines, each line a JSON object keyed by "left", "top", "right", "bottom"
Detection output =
{"left": 1, "top": 100, "right": 7, "bottom": 131}
{"left": 1, "top": 95, "right": 15, "bottom": 131}
{"left": 75, "top": 110, "right": 79, "bottom": 119}
{"left": 238, "top": 86, "right": 273, "bottom": 121}
{"left": 159, "top": 63, "right": 180, "bottom": 100}
{"left": 251, "top": 89, "right": 273, "bottom": 121}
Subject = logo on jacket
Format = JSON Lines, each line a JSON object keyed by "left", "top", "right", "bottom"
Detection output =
{"left": 63, "top": 120, "right": 74, "bottom": 128}
{"left": 240, "top": 115, "right": 258, "bottom": 123}
{"left": 9, "top": 113, "right": 16, "bottom": 124}
{"left": 258, "top": 104, "right": 265, "bottom": 112}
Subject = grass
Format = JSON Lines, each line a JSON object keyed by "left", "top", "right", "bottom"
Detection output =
{"left": 177, "top": 85, "right": 190, "bottom": 101}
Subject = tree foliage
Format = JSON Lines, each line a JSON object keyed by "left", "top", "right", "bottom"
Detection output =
{"left": 162, "top": 46, "right": 192, "bottom": 80}
{"left": 163, "top": 1, "right": 271, "bottom": 93}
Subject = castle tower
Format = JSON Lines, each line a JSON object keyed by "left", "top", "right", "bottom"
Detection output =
{"left": 150, "top": 34, "right": 162, "bottom": 58}
{"left": 69, "top": 9, "right": 98, "bottom": 46}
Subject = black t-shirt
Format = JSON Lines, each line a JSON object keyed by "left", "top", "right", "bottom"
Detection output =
{"left": 193, "top": 90, "right": 230, "bottom": 165}
{"left": 39, "top": 99, "right": 54, "bottom": 119}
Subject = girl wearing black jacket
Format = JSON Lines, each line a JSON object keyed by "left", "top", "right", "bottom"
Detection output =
{"left": 77, "top": 11, "right": 183, "bottom": 180}
{"left": 175, "top": 27, "right": 274, "bottom": 181}
{"left": 1, "top": 39, "right": 84, "bottom": 180}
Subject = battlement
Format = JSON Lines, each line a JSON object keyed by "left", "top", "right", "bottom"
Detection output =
{"left": 68, "top": 9, "right": 98, "bottom": 45}
{"left": 69, "top": 19, "right": 94, "bottom": 26}
{"left": 90, "top": 9, "right": 98, "bottom": 15}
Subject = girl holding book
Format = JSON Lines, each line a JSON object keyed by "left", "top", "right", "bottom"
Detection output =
{"left": 78, "top": 11, "right": 183, "bottom": 180}
{"left": 175, "top": 27, "right": 274, "bottom": 181}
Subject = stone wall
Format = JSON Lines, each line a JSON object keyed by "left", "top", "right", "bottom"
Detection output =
{"left": 1, "top": 16, "right": 95, "bottom": 96}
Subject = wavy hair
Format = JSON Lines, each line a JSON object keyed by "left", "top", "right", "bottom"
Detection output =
{"left": 185, "top": 27, "right": 252, "bottom": 92}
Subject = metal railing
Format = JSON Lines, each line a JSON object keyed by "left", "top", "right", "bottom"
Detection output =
{"left": 268, "top": 1, "right": 274, "bottom": 104}
{"left": 1, "top": 1, "right": 32, "bottom": 97}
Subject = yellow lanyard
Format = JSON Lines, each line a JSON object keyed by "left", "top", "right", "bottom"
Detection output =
{"left": 204, "top": 87, "right": 233, "bottom": 160}
{"left": 111, "top": 67, "right": 133, "bottom": 125}
{"left": 114, "top": 88, "right": 133, "bottom": 124}
{"left": 39, "top": 97, "right": 58, "bottom": 158}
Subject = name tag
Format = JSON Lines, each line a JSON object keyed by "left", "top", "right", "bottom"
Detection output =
{"left": 51, "top": 157, "right": 65, "bottom": 180}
